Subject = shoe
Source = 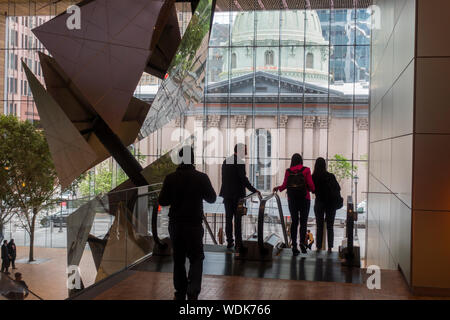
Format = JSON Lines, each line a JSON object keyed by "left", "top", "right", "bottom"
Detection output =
{"left": 327, "top": 248, "right": 332, "bottom": 253}
{"left": 300, "top": 244, "right": 307, "bottom": 254}
{"left": 174, "top": 292, "right": 186, "bottom": 300}
{"left": 292, "top": 248, "right": 300, "bottom": 256}
{"left": 238, "top": 246, "right": 248, "bottom": 255}
{"left": 227, "top": 242, "right": 234, "bottom": 249}
{"left": 187, "top": 294, "right": 199, "bottom": 301}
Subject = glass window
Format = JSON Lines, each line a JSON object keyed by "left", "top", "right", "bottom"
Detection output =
{"left": 265, "top": 50, "right": 274, "bottom": 66}
{"left": 306, "top": 52, "right": 314, "bottom": 69}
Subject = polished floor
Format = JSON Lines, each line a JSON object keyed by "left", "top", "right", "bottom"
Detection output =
{"left": 132, "top": 245, "right": 362, "bottom": 284}
{"left": 72, "top": 245, "right": 450, "bottom": 300}
{"left": 75, "top": 269, "right": 448, "bottom": 300}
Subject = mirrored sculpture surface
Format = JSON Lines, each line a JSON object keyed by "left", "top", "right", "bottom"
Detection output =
{"left": 23, "top": 62, "right": 98, "bottom": 189}
{"left": 32, "top": 0, "right": 175, "bottom": 134}
{"left": 67, "top": 197, "right": 102, "bottom": 267}
{"left": 140, "top": 0, "right": 213, "bottom": 137}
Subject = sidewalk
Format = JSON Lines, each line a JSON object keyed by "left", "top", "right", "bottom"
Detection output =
{"left": 13, "top": 246, "right": 96, "bottom": 300}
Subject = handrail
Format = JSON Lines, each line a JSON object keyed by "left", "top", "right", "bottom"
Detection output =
{"left": 107, "top": 182, "right": 163, "bottom": 195}
{"left": 151, "top": 197, "right": 218, "bottom": 247}
{"left": 240, "top": 191, "right": 262, "bottom": 202}
{"left": 257, "top": 192, "right": 289, "bottom": 255}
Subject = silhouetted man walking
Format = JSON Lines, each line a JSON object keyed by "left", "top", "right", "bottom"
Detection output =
{"left": 1, "top": 240, "right": 11, "bottom": 274}
{"left": 159, "top": 146, "right": 217, "bottom": 301}
{"left": 220, "top": 143, "right": 260, "bottom": 252}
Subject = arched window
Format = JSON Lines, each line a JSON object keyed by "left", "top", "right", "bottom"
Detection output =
{"left": 265, "top": 50, "right": 274, "bottom": 66}
{"left": 231, "top": 53, "right": 237, "bottom": 69}
{"left": 306, "top": 52, "right": 314, "bottom": 69}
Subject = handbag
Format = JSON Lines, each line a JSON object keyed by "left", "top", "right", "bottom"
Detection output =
{"left": 237, "top": 201, "right": 248, "bottom": 216}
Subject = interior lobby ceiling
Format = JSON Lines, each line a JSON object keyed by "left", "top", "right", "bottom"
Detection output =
{"left": 214, "top": 0, "right": 373, "bottom": 11}
{"left": 0, "top": 0, "right": 373, "bottom": 16}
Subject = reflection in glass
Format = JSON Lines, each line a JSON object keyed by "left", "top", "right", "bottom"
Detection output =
{"left": 140, "top": 0, "right": 213, "bottom": 138}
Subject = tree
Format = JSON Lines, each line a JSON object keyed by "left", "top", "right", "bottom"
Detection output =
{"left": 78, "top": 152, "right": 146, "bottom": 197}
{"left": 328, "top": 154, "right": 357, "bottom": 186}
{"left": 79, "top": 160, "right": 127, "bottom": 197}
{"left": 0, "top": 115, "right": 58, "bottom": 262}
{"left": 0, "top": 167, "right": 17, "bottom": 242}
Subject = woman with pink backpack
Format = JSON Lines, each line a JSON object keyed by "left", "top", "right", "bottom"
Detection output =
{"left": 273, "top": 154, "right": 315, "bottom": 256}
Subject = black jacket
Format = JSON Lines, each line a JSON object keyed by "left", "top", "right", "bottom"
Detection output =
{"left": 312, "top": 171, "right": 340, "bottom": 203}
{"left": 219, "top": 155, "right": 257, "bottom": 200}
{"left": 1, "top": 244, "right": 10, "bottom": 261}
{"left": 158, "top": 164, "right": 217, "bottom": 225}
{"left": 7, "top": 242, "right": 16, "bottom": 258}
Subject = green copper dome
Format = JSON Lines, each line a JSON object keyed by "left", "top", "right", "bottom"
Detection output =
{"left": 231, "top": 10, "right": 328, "bottom": 46}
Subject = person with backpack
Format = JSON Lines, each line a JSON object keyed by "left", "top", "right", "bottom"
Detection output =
{"left": 273, "top": 154, "right": 315, "bottom": 256}
{"left": 312, "top": 157, "right": 343, "bottom": 253}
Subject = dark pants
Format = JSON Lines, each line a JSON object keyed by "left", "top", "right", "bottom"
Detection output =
{"left": 168, "top": 223, "right": 204, "bottom": 300}
{"left": 1, "top": 259, "right": 10, "bottom": 273}
{"left": 10, "top": 257, "right": 15, "bottom": 269}
{"left": 288, "top": 198, "right": 310, "bottom": 249}
{"left": 223, "top": 198, "right": 243, "bottom": 248}
{"left": 314, "top": 200, "right": 336, "bottom": 249}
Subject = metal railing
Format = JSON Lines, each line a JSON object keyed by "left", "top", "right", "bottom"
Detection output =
{"left": 257, "top": 192, "right": 289, "bottom": 254}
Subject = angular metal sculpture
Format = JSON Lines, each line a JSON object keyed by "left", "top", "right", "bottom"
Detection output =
{"left": 23, "top": 62, "right": 98, "bottom": 189}
{"left": 66, "top": 197, "right": 102, "bottom": 268}
{"left": 32, "top": 0, "right": 180, "bottom": 134}
{"left": 140, "top": 0, "right": 214, "bottom": 137}
{"left": 146, "top": 2, "right": 182, "bottom": 78}
{"left": 87, "top": 234, "right": 107, "bottom": 271}
{"left": 37, "top": 52, "right": 150, "bottom": 173}
{"left": 23, "top": 0, "right": 214, "bottom": 296}
{"left": 95, "top": 202, "right": 151, "bottom": 282}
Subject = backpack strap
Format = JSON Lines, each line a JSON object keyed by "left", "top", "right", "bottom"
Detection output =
{"left": 299, "top": 166, "right": 307, "bottom": 173}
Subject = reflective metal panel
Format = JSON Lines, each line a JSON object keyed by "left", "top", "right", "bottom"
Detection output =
{"left": 140, "top": 0, "right": 214, "bottom": 137}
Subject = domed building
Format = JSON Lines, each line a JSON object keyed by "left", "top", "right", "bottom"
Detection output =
{"left": 220, "top": 10, "right": 330, "bottom": 85}
{"left": 138, "top": 9, "right": 369, "bottom": 207}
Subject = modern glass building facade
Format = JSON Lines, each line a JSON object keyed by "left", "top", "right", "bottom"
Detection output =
{"left": 1, "top": 1, "right": 371, "bottom": 249}
{"left": 135, "top": 3, "right": 371, "bottom": 211}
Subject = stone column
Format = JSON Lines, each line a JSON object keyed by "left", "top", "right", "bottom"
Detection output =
{"left": 205, "top": 115, "right": 221, "bottom": 190}
{"left": 303, "top": 116, "right": 315, "bottom": 160}
{"left": 194, "top": 115, "right": 205, "bottom": 170}
{"left": 277, "top": 115, "right": 288, "bottom": 184}
{"left": 233, "top": 115, "right": 247, "bottom": 150}
{"left": 317, "top": 116, "right": 329, "bottom": 159}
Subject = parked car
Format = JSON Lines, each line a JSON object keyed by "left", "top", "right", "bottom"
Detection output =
{"left": 40, "top": 213, "right": 70, "bottom": 228}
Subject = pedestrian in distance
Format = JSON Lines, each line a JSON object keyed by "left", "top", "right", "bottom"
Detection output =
{"left": 1, "top": 240, "right": 11, "bottom": 274}
{"left": 7, "top": 239, "right": 17, "bottom": 270}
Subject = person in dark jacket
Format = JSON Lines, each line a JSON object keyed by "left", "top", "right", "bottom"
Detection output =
{"left": 1, "top": 240, "right": 11, "bottom": 274}
{"left": 219, "top": 143, "right": 260, "bottom": 251}
{"left": 158, "top": 146, "right": 217, "bottom": 301}
{"left": 274, "top": 154, "right": 315, "bottom": 255}
{"left": 312, "top": 157, "right": 340, "bottom": 253}
{"left": 7, "top": 239, "right": 17, "bottom": 270}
